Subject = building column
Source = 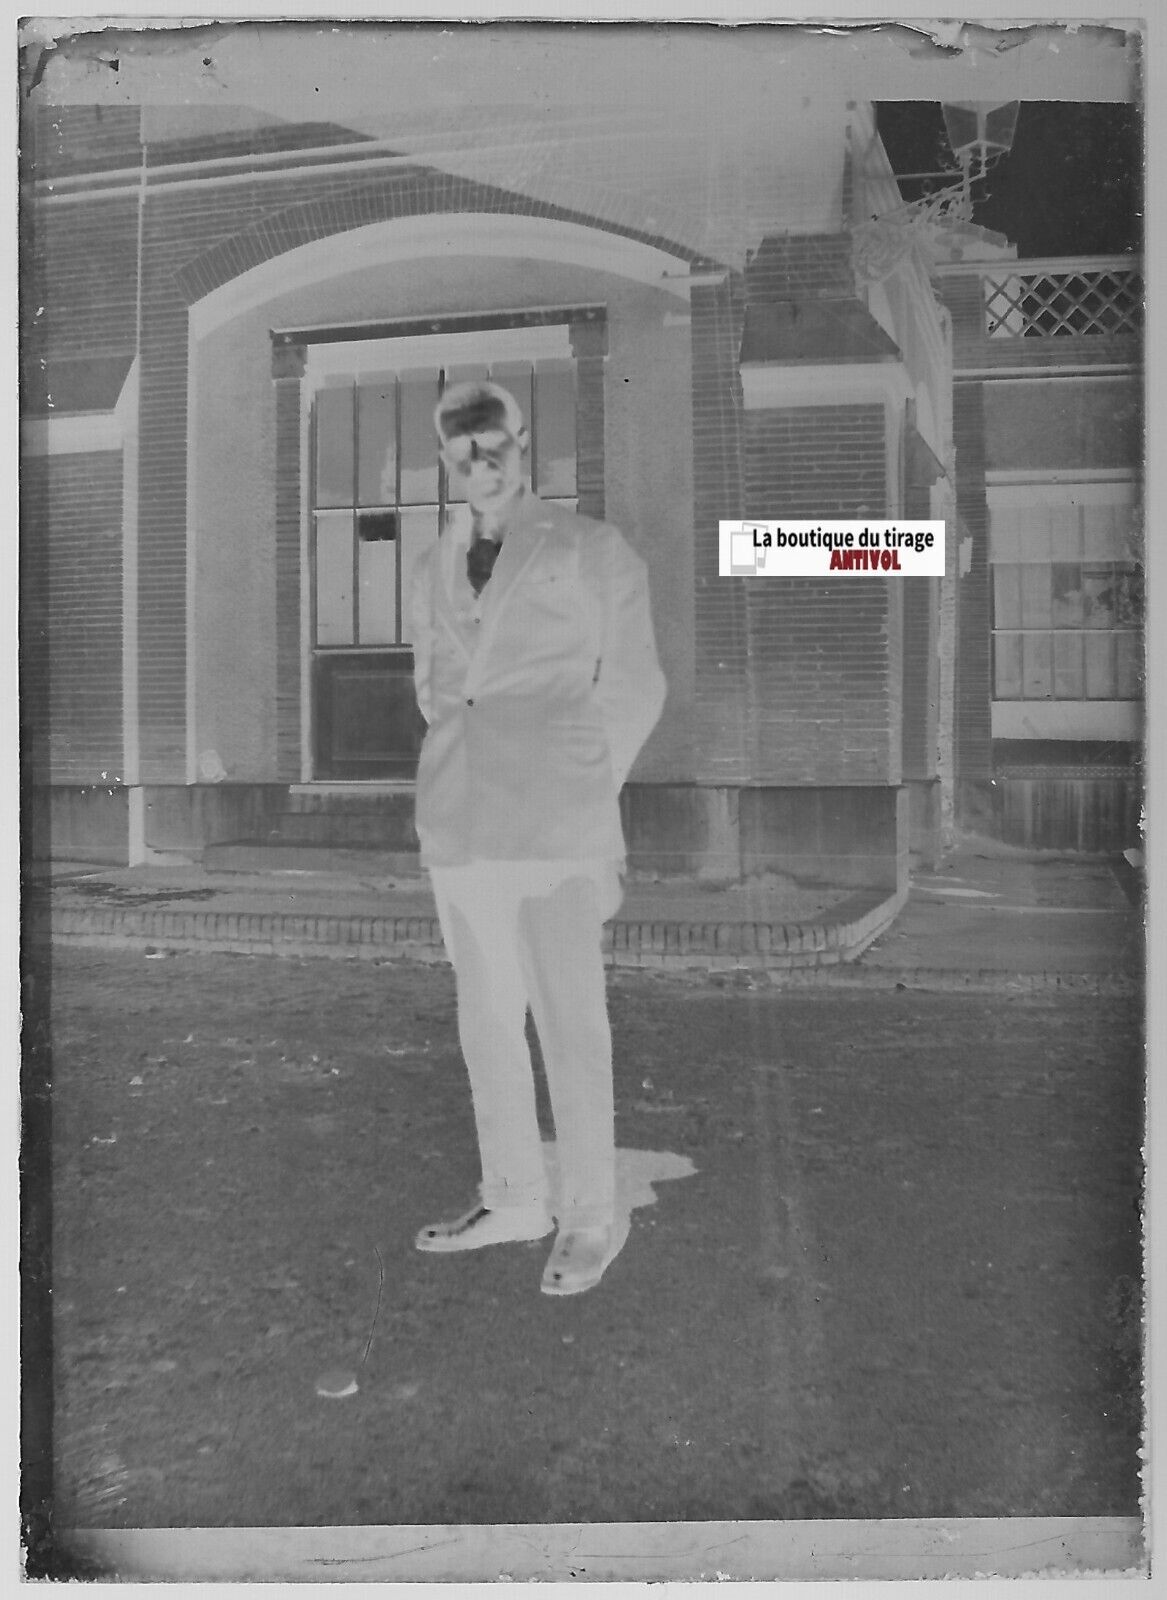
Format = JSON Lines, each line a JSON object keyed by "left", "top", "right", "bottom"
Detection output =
{"left": 689, "top": 270, "right": 749, "bottom": 778}
{"left": 901, "top": 414, "right": 948, "bottom": 863}
{"left": 569, "top": 317, "right": 606, "bottom": 521}
{"left": 272, "top": 338, "right": 306, "bottom": 783}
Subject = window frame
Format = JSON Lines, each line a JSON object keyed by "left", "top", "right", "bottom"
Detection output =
{"left": 305, "top": 323, "right": 578, "bottom": 655}
{"left": 986, "top": 475, "right": 1142, "bottom": 738}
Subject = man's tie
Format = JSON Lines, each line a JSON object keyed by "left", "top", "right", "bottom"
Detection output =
{"left": 467, "top": 514, "right": 502, "bottom": 596}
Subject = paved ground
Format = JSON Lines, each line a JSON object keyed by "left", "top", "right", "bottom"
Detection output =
{"left": 24, "top": 844, "right": 1147, "bottom": 1577}
{"left": 862, "top": 849, "right": 1141, "bottom": 978}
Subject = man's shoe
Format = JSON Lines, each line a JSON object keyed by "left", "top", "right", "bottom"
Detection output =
{"left": 415, "top": 1202, "right": 553, "bottom": 1253}
{"left": 540, "top": 1225, "right": 616, "bottom": 1296}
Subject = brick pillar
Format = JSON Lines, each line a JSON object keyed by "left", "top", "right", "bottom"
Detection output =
{"left": 20, "top": 458, "right": 52, "bottom": 788}
{"left": 272, "top": 340, "right": 305, "bottom": 783}
{"left": 690, "top": 272, "right": 749, "bottom": 777}
{"left": 569, "top": 317, "right": 606, "bottom": 520}
{"left": 718, "top": 233, "right": 911, "bottom": 786}
{"left": 936, "top": 271, "right": 995, "bottom": 800}
{"left": 901, "top": 430, "right": 941, "bottom": 782}
{"left": 741, "top": 400, "right": 901, "bottom": 784}
{"left": 137, "top": 213, "right": 190, "bottom": 781}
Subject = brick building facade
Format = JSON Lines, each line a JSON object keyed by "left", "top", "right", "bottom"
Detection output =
{"left": 21, "top": 35, "right": 1141, "bottom": 881}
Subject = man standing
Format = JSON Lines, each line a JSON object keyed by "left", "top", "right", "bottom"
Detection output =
{"left": 410, "top": 379, "right": 666, "bottom": 1296}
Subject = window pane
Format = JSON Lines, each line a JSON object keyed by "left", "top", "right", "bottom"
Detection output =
{"left": 358, "top": 379, "right": 397, "bottom": 507}
{"left": 398, "top": 508, "right": 440, "bottom": 646}
{"left": 1081, "top": 564, "right": 1119, "bottom": 629}
{"left": 491, "top": 361, "right": 532, "bottom": 444}
{"left": 1108, "top": 565, "right": 1141, "bottom": 627}
{"left": 1052, "top": 632, "right": 1085, "bottom": 699}
{"left": 993, "top": 564, "right": 1021, "bottom": 629}
{"left": 443, "top": 365, "right": 489, "bottom": 504}
{"left": 398, "top": 369, "right": 440, "bottom": 506}
{"left": 1030, "top": 506, "right": 1054, "bottom": 563}
{"left": 1084, "top": 633, "right": 1115, "bottom": 698}
{"left": 1115, "top": 631, "right": 1141, "bottom": 698}
{"left": 534, "top": 359, "right": 577, "bottom": 497}
{"left": 358, "top": 522, "right": 396, "bottom": 645}
{"left": 1083, "top": 501, "right": 1129, "bottom": 560}
{"left": 988, "top": 508, "right": 1026, "bottom": 562}
{"left": 315, "top": 385, "right": 354, "bottom": 508}
{"left": 1050, "top": 563, "right": 1085, "bottom": 628}
{"left": 994, "top": 632, "right": 1022, "bottom": 698}
{"left": 315, "top": 511, "right": 354, "bottom": 645}
{"left": 1046, "top": 504, "right": 1082, "bottom": 560}
{"left": 1021, "top": 631, "right": 1052, "bottom": 698}
{"left": 1019, "top": 563, "right": 1051, "bottom": 628}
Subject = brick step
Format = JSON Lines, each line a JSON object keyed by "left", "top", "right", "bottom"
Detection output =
{"left": 202, "top": 842, "right": 424, "bottom": 876}
{"left": 261, "top": 811, "right": 420, "bottom": 848}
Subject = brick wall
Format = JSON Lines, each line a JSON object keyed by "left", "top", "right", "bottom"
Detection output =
{"left": 26, "top": 104, "right": 142, "bottom": 178}
{"left": 901, "top": 470, "right": 938, "bottom": 781}
{"left": 23, "top": 196, "right": 139, "bottom": 363}
{"left": 21, "top": 453, "right": 124, "bottom": 783}
{"left": 937, "top": 272, "right": 985, "bottom": 366}
{"left": 901, "top": 577, "right": 937, "bottom": 780}
{"left": 688, "top": 226, "right": 910, "bottom": 788}
{"left": 740, "top": 404, "right": 898, "bottom": 785}
{"left": 690, "top": 275, "right": 749, "bottom": 774}
{"left": 22, "top": 108, "right": 140, "bottom": 413}
{"left": 570, "top": 318, "right": 607, "bottom": 520}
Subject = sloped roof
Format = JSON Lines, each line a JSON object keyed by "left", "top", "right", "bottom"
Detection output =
{"left": 24, "top": 353, "right": 135, "bottom": 416}
{"left": 739, "top": 300, "right": 902, "bottom": 366}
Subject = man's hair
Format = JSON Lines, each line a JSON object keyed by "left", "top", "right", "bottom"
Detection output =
{"left": 433, "top": 380, "right": 525, "bottom": 444}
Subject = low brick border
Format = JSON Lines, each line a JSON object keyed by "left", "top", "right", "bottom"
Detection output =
{"left": 41, "top": 885, "right": 908, "bottom": 974}
{"left": 760, "top": 967, "right": 1139, "bottom": 996}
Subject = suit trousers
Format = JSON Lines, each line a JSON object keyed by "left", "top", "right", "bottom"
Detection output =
{"left": 430, "top": 860, "right": 620, "bottom": 1230}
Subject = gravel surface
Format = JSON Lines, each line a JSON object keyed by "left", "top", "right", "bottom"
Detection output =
{"left": 39, "top": 945, "right": 1143, "bottom": 1532}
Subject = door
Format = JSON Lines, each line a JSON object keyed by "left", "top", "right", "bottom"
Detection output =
{"left": 306, "top": 326, "right": 578, "bottom": 780}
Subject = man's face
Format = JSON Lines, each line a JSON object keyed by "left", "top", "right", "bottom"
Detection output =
{"left": 441, "top": 427, "right": 527, "bottom": 516}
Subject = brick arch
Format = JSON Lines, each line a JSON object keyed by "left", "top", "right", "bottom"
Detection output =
{"left": 175, "top": 171, "right": 706, "bottom": 312}
{"left": 140, "top": 165, "right": 708, "bottom": 784}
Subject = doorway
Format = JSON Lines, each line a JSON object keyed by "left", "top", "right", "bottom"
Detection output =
{"left": 304, "top": 324, "right": 579, "bottom": 779}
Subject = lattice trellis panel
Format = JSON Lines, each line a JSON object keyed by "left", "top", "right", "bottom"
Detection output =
{"left": 984, "top": 266, "right": 1143, "bottom": 339}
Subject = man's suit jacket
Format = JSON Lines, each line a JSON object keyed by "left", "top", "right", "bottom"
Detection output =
{"left": 410, "top": 492, "right": 666, "bottom": 867}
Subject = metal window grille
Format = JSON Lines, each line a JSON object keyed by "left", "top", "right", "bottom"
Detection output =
{"left": 983, "top": 263, "right": 1143, "bottom": 339}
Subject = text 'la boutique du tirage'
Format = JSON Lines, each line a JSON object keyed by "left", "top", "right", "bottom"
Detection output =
{"left": 719, "top": 521, "right": 947, "bottom": 578}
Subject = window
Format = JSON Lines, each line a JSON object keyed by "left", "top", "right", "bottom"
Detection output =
{"left": 301, "top": 323, "right": 581, "bottom": 779}
{"left": 311, "top": 370, "right": 442, "bottom": 649}
{"left": 308, "top": 344, "right": 578, "bottom": 652}
{"left": 989, "top": 483, "right": 1142, "bottom": 704}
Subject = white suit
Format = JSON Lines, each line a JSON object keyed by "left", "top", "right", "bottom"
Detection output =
{"left": 411, "top": 490, "right": 666, "bottom": 1227}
